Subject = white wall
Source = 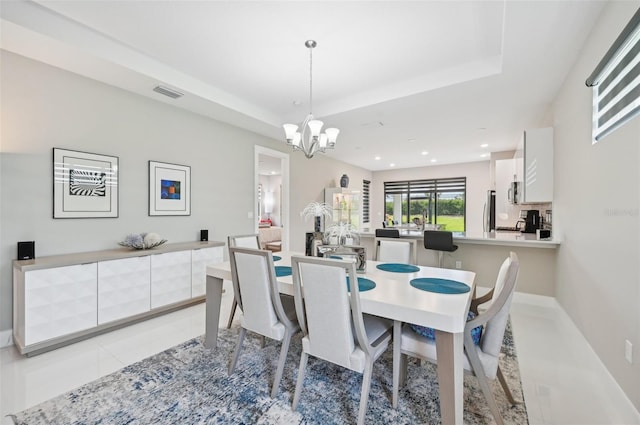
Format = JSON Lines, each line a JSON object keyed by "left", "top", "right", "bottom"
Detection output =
{"left": 371, "top": 161, "right": 490, "bottom": 234}
{"left": 552, "top": 1, "right": 640, "bottom": 411}
{"left": 0, "top": 51, "right": 371, "bottom": 334}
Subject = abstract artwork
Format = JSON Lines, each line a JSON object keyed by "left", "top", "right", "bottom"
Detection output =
{"left": 53, "top": 148, "right": 119, "bottom": 218}
{"left": 149, "top": 161, "right": 191, "bottom": 216}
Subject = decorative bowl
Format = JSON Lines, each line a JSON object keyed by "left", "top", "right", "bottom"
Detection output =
{"left": 118, "top": 233, "right": 167, "bottom": 250}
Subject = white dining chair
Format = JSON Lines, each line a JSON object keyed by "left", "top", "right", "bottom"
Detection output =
{"left": 226, "top": 234, "right": 261, "bottom": 329}
{"left": 393, "top": 252, "right": 520, "bottom": 425}
{"left": 227, "top": 246, "right": 299, "bottom": 398}
{"left": 290, "top": 256, "right": 393, "bottom": 425}
{"left": 375, "top": 237, "right": 417, "bottom": 264}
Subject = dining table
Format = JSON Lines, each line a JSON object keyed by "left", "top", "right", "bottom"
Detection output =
{"left": 205, "top": 251, "right": 476, "bottom": 425}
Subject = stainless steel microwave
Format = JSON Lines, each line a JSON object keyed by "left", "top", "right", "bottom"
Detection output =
{"left": 508, "top": 181, "right": 521, "bottom": 204}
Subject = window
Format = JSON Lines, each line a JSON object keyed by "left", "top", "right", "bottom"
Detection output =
{"left": 383, "top": 177, "right": 466, "bottom": 231}
{"left": 362, "top": 179, "right": 370, "bottom": 224}
{"left": 587, "top": 8, "right": 640, "bottom": 143}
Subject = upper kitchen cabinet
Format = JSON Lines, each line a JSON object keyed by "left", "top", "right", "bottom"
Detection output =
{"left": 515, "top": 127, "right": 554, "bottom": 203}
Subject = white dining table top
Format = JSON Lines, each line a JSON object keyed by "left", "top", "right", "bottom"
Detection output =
{"left": 207, "top": 251, "right": 476, "bottom": 334}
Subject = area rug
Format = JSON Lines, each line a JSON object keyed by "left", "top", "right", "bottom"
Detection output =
{"left": 9, "top": 323, "right": 528, "bottom": 424}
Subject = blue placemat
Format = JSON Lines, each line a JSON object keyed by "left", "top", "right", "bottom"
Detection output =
{"left": 410, "top": 278, "right": 470, "bottom": 294}
{"left": 275, "top": 266, "right": 292, "bottom": 277}
{"left": 376, "top": 263, "right": 420, "bottom": 273}
{"left": 272, "top": 255, "right": 282, "bottom": 262}
{"left": 346, "top": 277, "right": 376, "bottom": 292}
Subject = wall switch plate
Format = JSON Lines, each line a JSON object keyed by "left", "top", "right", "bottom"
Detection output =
{"left": 455, "top": 261, "right": 462, "bottom": 269}
{"left": 625, "top": 340, "right": 633, "bottom": 364}
{"left": 247, "top": 211, "right": 254, "bottom": 219}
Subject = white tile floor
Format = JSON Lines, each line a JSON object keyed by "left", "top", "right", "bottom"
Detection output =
{"left": 1, "top": 284, "right": 639, "bottom": 425}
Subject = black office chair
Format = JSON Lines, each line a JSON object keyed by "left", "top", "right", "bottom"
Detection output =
{"left": 375, "top": 228, "right": 400, "bottom": 238}
{"left": 423, "top": 230, "right": 458, "bottom": 268}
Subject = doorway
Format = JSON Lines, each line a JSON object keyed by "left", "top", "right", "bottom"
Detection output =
{"left": 255, "top": 146, "right": 289, "bottom": 251}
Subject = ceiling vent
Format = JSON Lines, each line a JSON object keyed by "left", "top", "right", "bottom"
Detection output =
{"left": 153, "top": 85, "right": 184, "bottom": 99}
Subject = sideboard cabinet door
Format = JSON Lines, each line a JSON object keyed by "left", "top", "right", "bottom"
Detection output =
{"left": 150, "top": 251, "right": 192, "bottom": 309}
{"left": 191, "top": 247, "right": 224, "bottom": 297}
{"left": 24, "top": 263, "right": 97, "bottom": 345}
{"left": 98, "top": 256, "right": 151, "bottom": 324}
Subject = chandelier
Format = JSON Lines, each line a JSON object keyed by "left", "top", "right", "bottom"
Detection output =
{"left": 283, "top": 40, "right": 339, "bottom": 159}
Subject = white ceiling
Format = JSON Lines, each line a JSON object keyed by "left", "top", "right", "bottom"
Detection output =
{"left": 1, "top": 0, "right": 606, "bottom": 171}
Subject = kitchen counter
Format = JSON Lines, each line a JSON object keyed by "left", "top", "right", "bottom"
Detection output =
{"left": 360, "top": 228, "right": 558, "bottom": 296}
{"left": 360, "top": 230, "right": 559, "bottom": 249}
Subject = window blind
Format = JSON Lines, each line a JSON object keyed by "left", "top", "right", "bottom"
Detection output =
{"left": 587, "top": 8, "right": 640, "bottom": 142}
{"left": 362, "top": 179, "right": 370, "bottom": 223}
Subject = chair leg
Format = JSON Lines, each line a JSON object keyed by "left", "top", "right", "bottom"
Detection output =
{"left": 475, "top": 372, "right": 505, "bottom": 425}
{"left": 357, "top": 359, "right": 374, "bottom": 425}
{"left": 228, "top": 327, "right": 246, "bottom": 375}
{"left": 226, "top": 298, "right": 237, "bottom": 329}
{"left": 497, "top": 365, "right": 519, "bottom": 405}
{"left": 292, "top": 351, "right": 309, "bottom": 410}
{"left": 271, "top": 331, "right": 292, "bottom": 398}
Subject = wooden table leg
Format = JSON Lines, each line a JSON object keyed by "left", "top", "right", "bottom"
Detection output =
{"left": 435, "top": 330, "right": 464, "bottom": 424}
{"left": 204, "top": 275, "right": 223, "bottom": 349}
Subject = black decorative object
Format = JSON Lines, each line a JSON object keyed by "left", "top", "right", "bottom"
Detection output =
{"left": 305, "top": 232, "right": 324, "bottom": 256}
{"left": 200, "top": 230, "right": 209, "bottom": 241}
{"left": 314, "top": 216, "right": 322, "bottom": 232}
{"left": 17, "top": 241, "right": 35, "bottom": 260}
{"left": 340, "top": 174, "right": 349, "bottom": 188}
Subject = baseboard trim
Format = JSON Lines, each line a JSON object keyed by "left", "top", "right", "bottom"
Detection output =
{"left": 0, "top": 329, "right": 13, "bottom": 348}
{"left": 513, "top": 291, "right": 558, "bottom": 308}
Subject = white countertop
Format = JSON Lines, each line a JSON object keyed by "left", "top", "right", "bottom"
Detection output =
{"left": 360, "top": 230, "right": 559, "bottom": 248}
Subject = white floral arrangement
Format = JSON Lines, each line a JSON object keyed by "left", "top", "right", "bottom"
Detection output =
{"left": 324, "top": 222, "right": 359, "bottom": 245}
{"left": 300, "top": 202, "right": 332, "bottom": 220}
{"left": 301, "top": 201, "right": 333, "bottom": 232}
{"left": 118, "top": 232, "right": 167, "bottom": 250}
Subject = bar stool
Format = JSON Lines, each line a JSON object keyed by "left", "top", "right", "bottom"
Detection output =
{"left": 375, "top": 228, "right": 400, "bottom": 238}
{"left": 423, "top": 230, "right": 458, "bottom": 268}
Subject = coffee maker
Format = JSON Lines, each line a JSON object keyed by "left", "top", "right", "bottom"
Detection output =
{"left": 522, "top": 210, "right": 540, "bottom": 233}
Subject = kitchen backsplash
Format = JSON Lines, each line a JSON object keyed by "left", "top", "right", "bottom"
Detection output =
{"left": 495, "top": 202, "right": 552, "bottom": 229}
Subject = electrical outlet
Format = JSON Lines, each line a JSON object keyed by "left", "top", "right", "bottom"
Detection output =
{"left": 247, "top": 211, "right": 254, "bottom": 219}
{"left": 625, "top": 340, "right": 633, "bottom": 364}
{"left": 455, "top": 261, "right": 462, "bottom": 269}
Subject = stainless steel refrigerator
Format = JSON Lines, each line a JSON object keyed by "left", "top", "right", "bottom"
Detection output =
{"left": 483, "top": 190, "right": 496, "bottom": 232}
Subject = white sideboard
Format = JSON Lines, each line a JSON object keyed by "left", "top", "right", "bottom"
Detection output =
{"left": 13, "top": 241, "right": 224, "bottom": 356}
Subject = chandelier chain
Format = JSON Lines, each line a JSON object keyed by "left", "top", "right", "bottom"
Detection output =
{"left": 309, "top": 43, "right": 313, "bottom": 116}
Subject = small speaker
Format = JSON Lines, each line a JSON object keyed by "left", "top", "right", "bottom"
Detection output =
{"left": 18, "top": 241, "right": 35, "bottom": 260}
{"left": 200, "top": 229, "right": 208, "bottom": 242}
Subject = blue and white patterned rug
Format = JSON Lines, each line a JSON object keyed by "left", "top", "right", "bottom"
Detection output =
{"left": 10, "top": 323, "right": 528, "bottom": 424}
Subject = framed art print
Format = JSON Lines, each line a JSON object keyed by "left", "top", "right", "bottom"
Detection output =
{"left": 149, "top": 160, "right": 191, "bottom": 216}
{"left": 53, "top": 148, "right": 119, "bottom": 218}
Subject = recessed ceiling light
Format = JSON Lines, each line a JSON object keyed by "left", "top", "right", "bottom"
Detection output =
{"left": 421, "top": 151, "right": 429, "bottom": 156}
{"left": 408, "top": 138, "right": 416, "bottom": 143}
{"left": 292, "top": 100, "right": 302, "bottom": 106}
{"left": 271, "top": 170, "right": 277, "bottom": 174}
{"left": 430, "top": 159, "right": 437, "bottom": 163}
{"left": 375, "top": 156, "right": 381, "bottom": 160}
{"left": 480, "top": 143, "right": 489, "bottom": 148}
{"left": 480, "top": 153, "right": 489, "bottom": 158}
{"left": 390, "top": 163, "right": 395, "bottom": 167}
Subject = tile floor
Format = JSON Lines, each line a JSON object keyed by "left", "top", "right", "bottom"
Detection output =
{"left": 1, "top": 283, "right": 639, "bottom": 425}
